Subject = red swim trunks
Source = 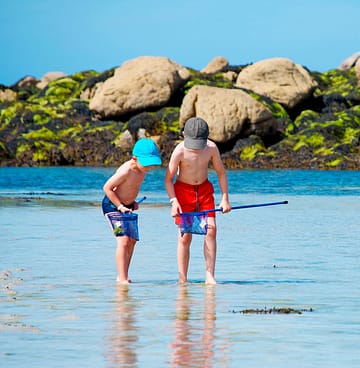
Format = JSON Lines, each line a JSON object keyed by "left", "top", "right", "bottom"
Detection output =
{"left": 174, "top": 179, "right": 215, "bottom": 225}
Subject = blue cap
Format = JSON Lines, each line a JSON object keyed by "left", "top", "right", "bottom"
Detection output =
{"left": 132, "top": 139, "right": 162, "bottom": 167}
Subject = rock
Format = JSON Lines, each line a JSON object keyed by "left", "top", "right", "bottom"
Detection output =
{"left": 338, "top": 52, "right": 360, "bottom": 71}
{"left": 1, "top": 53, "right": 360, "bottom": 169}
{"left": 79, "top": 68, "right": 115, "bottom": 101}
{"left": 114, "top": 130, "right": 134, "bottom": 149}
{"left": 10, "top": 76, "right": 39, "bottom": 101}
{"left": 235, "top": 57, "right": 318, "bottom": 109}
{"left": 80, "top": 81, "right": 103, "bottom": 100}
{"left": 36, "top": 71, "right": 67, "bottom": 89}
{"left": 16, "top": 76, "right": 38, "bottom": 88}
{"left": 0, "top": 88, "right": 17, "bottom": 103}
{"left": 89, "top": 56, "right": 190, "bottom": 119}
{"left": 355, "top": 58, "right": 360, "bottom": 86}
{"left": 179, "top": 85, "right": 278, "bottom": 143}
{"left": 231, "top": 135, "right": 265, "bottom": 154}
{"left": 222, "top": 70, "right": 238, "bottom": 82}
{"left": 201, "top": 56, "right": 229, "bottom": 74}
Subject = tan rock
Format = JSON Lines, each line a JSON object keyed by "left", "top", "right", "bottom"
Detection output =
{"left": 0, "top": 88, "right": 17, "bottom": 103}
{"left": 235, "top": 58, "right": 317, "bottom": 109}
{"left": 17, "top": 76, "right": 38, "bottom": 88}
{"left": 114, "top": 130, "right": 133, "bottom": 149}
{"left": 89, "top": 56, "right": 190, "bottom": 119}
{"left": 222, "top": 71, "right": 238, "bottom": 82}
{"left": 80, "top": 82, "right": 103, "bottom": 100}
{"left": 36, "top": 71, "right": 67, "bottom": 89}
{"left": 201, "top": 56, "right": 229, "bottom": 74}
{"left": 338, "top": 52, "right": 360, "bottom": 71}
{"left": 179, "top": 85, "right": 278, "bottom": 143}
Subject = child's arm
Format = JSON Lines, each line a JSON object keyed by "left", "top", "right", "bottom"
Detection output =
{"left": 103, "top": 168, "right": 127, "bottom": 211}
{"left": 164, "top": 148, "right": 182, "bottom": 217}
{"left": 211, "top": 147, "right": 231, "bottom": 213}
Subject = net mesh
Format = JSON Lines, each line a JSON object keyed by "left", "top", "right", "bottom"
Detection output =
{"left": 179, "top": 212, "right": 209, "bottom": 236}
{"left": 105, "top": 212, "right": 139, "bottom": 240}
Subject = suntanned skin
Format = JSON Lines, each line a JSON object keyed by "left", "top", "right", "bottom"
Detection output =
{"left": 164, "top": 140, "right": 231, "bottom": 284}
{"left": 103, "top": 157, "right": 156, "bottom": 285}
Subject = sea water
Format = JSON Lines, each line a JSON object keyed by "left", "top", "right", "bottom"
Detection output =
{"left": 1, "top": 167, "right": 359, "bottom": 368}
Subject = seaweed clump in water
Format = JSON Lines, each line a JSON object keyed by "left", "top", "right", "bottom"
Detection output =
{"left": 230, "top": 307, "right": 314, "bottom": 315}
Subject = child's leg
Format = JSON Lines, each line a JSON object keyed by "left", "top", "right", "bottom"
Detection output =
{"left": 115, "top": 236, "right": 137, "bottom": 284}
{"left": 203, "top": 217, "right": 217, "bottom": 285}
{"left": 177, "top": 230, "right": 192, "bottom": 283}
{"left": 124, "top": 238, "right": 136, "bottom": 281}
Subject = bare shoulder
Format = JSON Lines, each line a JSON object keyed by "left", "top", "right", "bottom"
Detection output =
{"left": 116, "top": 160, "right": 132, "bottom": 172}
{"left": 207, "top": 140, "right": 220, "bottom": 155}
{"left": 207, "top": 140, "right": 218, "bottom": 149}
{"left": 113, "top": 161, "right": 132, "bottom": 179}
{"left": 171, "top": 142, "right": 185, "bottom": 158}
{"left": 175, "top": 141, "right": 185, "bottom": 152}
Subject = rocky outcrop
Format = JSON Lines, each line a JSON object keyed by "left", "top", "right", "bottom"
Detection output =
{"left": 179, "top": 85, "right": 279, "bottom": 143}
{"left": 235, "top": 58, "right": 318, "bottom": 109}
{"left": 89, "top": 56, "right": 190, "bottom": 119}
{"left": 0, "top": 53, "right": 359, "bottom": 169}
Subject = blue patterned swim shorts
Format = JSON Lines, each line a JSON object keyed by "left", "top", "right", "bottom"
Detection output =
{"left": 102, "top": 196, "right": 139, "bottom": 241}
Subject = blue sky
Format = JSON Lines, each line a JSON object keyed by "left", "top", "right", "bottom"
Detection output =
{"left": 1, "top": 0, "right": 359, "bottom": 86}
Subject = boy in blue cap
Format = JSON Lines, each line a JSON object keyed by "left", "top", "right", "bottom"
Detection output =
{"left": 102, "top": 138, "right": 162, "bottom": 284}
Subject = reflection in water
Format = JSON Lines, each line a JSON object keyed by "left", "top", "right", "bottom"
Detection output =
{"left": 170, "top": 285, "right": 218, "bottom": 367}
{"left": 106, "top": 285, "right": 139, "bottom": 368}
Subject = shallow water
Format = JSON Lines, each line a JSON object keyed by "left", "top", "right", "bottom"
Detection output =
{"left": 1, "top": 168, "right": 360, "bottom": 367}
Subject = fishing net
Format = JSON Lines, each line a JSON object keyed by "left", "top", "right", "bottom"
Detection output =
{"left": 179, "top": 211, "right": 209, "bottom": 236}
{"left": 178, "top": 200, "right": 289, "bottom": 236}
{"left": 105, "top": 212, "right": 139, "bottom": 241}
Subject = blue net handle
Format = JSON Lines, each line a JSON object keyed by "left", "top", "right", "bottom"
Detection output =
{"left": 181, "top": 200, "right": 288, "bottom": 216}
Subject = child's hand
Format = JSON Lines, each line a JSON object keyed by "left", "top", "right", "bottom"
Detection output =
{"left": 170, "top": 199, "right": 182, "bottom": 217}
{"left": 118, "top": 204, "right": 132, "bottom": 213}
{"left": 219, "top": 200, "right": 231, "bottom": 213}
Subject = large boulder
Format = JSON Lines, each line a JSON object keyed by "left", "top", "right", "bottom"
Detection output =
{"left": 89, "top": 56, "right": 190, "bottom": 119}
{"left": 179, "top": 85, "right": 278, "bottom": 143}
{"left": 235, "top": 58, "right": 317, "bottom": 109}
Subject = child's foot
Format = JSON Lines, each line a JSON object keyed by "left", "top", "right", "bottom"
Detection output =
{"left": 116, "top": 276, "right": 131, "bottom": 285}
{"left": 205, "top": 279, "right": 217, "bottom": 285}
{"left": 205, "top": 273, "right": 217, "bottom": 285}
{"left": 178, "top": 272, "right": 188, "bottom": 284}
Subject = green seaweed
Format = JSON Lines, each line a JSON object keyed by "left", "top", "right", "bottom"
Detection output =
{"left": 314, "top": 68, "right": 360, "bottom": 99}
{"left": 22, "top": 127, "right": 57, "bottom": 141}
{"left": 183, "top": 70, "right": 234, "bottom": 93}
{"left": 240, "top": 144, "right": 265, "bottom": 160}
{"left": 325, "top": 158, "right": 343, "bottom": 167}
{"left": 230, "top": 307, "right": 314, "bottom": 315}
{"left": 246, "top": 90, "right": 289, "bottom": 120}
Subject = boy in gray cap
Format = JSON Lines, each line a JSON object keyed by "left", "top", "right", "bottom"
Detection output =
{"left": 164, "top": 117, "right": 231, "bottom": 284}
